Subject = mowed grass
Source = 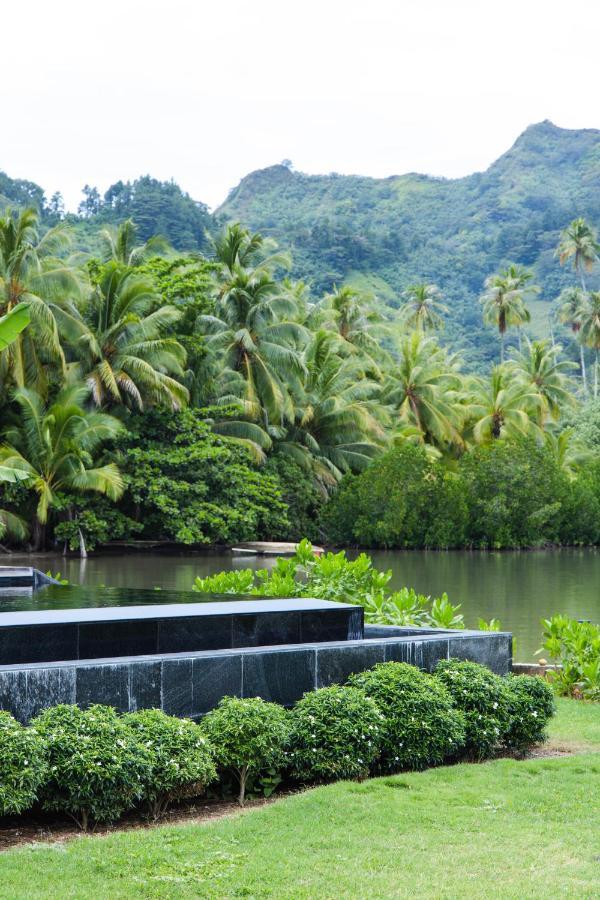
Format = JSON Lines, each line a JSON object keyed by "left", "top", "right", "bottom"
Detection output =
{"left": 0, "top": 699, "right": 598, "bottom": 899}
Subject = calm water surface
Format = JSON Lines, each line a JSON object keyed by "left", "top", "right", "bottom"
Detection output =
{"left": 10, "top": 548, "right": 600, "bottom": 661}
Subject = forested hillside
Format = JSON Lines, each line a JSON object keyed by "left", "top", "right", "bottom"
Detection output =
{"left": 219, "top": 121, "right": 600, "bottom": 366}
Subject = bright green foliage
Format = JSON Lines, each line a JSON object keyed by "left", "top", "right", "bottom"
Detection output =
{"left": 0, "top": 302, "right": 31, "bottom": 350}
{"left": 33, "top": 705, "right": 151, "bottom": 830}
{"left": 322, "top": 443, "right": 468, "bottom": 548}
{"left": 288, "top": 685, "right": 383, "bottom": 782}
{"left": 124, "top": 710, "right": 216, "bottom": 819}
{"left": 200, "top": 697, "right": 290, "bottom": 805}
{"left": 349, "top": 663, "right": 466, "bottom": 771}
{"left": 503, "top": 675, "right": 556, "bottom": 751}
{"left": 539, "top": 615, "right": 600, "bottom": 700}
{"left": 0, "top": 712, "right": 47, "bottom": 816}
{"left": 117, "top": 409, "right": 289, "bottom": 544}
{"left": 434, "top": 660, "right": 512, "bottom": 759}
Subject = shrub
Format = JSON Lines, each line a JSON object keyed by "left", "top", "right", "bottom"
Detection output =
{"left": 348, "top": 663, "right": 466, "bottom": 771}
{"left": 539, "top": 615, "right": 600, "bottom": 700}
{"left": 0, "top": 712, "right": 47, "bottom": 816}
{"left": 32, "top": 705, "right": 151, "bottom": 830}
{"left": 200, "top": 697, "right": 290, "bottom": 805}
{"left": 434, "top": 659, "right": 511, "bottom": 759}
{"left": 503, "top": 675, "right": 556, "bottom": 752}
{"left": 124, "top": 709, "right": 217, "bottom": 819}
{"left": 288, "top": 685, "right": 383, "bottom": 782}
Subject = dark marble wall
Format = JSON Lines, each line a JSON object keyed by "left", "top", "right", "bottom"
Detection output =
{"left": 0, "top": 629, "right": 512, "bottom": 723}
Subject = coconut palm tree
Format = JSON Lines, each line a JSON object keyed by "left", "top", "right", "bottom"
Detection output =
{"left": 0, "top": 207, "right": 82, "bottom": 392}
{"left": 543, "top": 427, "right": 592, "bottom": 479}
{"left": 319, "top": 285, "right": 382, "bottom": 358}
{"left": 58, "top": 263, "right": 188, "bottom": 410}
{"left": 508, "top": 339, "right": 577, "bottom": 425}
{"left": 382, "top": 332, "right": 465, "bottom": 452}
{"left": 468, "top": 366, "right": 540, "bottom": 443}
{"left": 0, "top": 385, "right": 124, "bottom": 549}
{"left": 399, "top": 283, "right": 448, "bottom": 332}
{"left": 556, "top": 286, "right": 589, "bottom": 389}
{"left": 480, "top": 265, "right": 535, "bottom": 362}
{"left": 556, "top": 218, "right": 599, "bottom": 293}
{"left": 99, "top": 219, "right": 169, "bottom": 267}
{"left": 579, "top": 291, "right": 600, "bottom": 399}
{"left": 212, "top": 223, "right": 290, "bottom": 283}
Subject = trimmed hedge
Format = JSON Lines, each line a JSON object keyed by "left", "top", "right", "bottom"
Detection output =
{"left": 349, "top": 663, "right": 466, "bottom": 771}
{"left": 0, "top": 711, "right": 47, "bottom": 816}
{"left": 503, "top": 675, "right": 556, "bottom": 752}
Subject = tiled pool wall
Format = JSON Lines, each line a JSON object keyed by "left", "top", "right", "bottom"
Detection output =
{"left": 0, "top": 625, "right": 512, "bottom": 724}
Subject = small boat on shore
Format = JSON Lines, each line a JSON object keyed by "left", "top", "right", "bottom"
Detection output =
{"left": 231, "top": 541, "right": 324, "bottom": 557}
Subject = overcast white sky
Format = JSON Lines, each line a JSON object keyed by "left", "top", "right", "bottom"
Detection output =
{"left": 3, "top": 0, "right": 599, "bottom": 211}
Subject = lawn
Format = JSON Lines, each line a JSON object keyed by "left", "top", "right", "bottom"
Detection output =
{"left": 0, "top": 699, "right": 598, "bottom": 899}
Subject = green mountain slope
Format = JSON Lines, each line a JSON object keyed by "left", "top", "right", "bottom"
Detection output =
{"left": 219, "top": 121, "right": 600, "bottom": 366}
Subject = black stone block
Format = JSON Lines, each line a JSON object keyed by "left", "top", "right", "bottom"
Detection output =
{"left": 316, "top": 642, "right": 385, "bottom": 687}
{"left": 78, "top": 620, "right": 158, "bottom": 660}
{"left": 158, "top": 615, "right": 232, "bottom": 653}
{"left": 242, "top": 649, "right": 316, "bottom": 705}
{"left": 24, "top": 666, "right": 76, "bottom": 719}
{"left": 162, "top": 658, "right": 193, "bottom": 716}
{"left": 232, "top": 612, "right": 301, "bottom": 648}
{"left": 0, "top": 669, "right": 27, "bottom": 721}
{"left": 76, "top": 664, "right": 130, "bottom": 712}
{"left": 191, "top": 654, "right": 242, "bottom": 716}
{"left": 301, "top": 609, "right": 356, "bottom": 643}
{"left": 0, "top": 624, "right": 78, "bottom": 665}
{"left": 447, "top": 634, "right": 512, "bottom": 675}
{"left": 129, "top": 661, "right": 161, "bottom": 711}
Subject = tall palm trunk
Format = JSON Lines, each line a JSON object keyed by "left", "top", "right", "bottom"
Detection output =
{"left": 596, "top": 348, "right": 599, "bottom": 400}
{"left": 499, "top": 330, "right": 505, "bottom": 364}
{"left": 579, "top": 264, "right": 589, "bottom": 393}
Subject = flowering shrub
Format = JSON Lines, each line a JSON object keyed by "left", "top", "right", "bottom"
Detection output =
{"left": 288, "top": 685, "right": 383, "bottom": 782}
{"left": 503, "top": 675, "right": 555, "bottom": 752}
{"left": 434, "top": 659, "right": 511, "bottom": 759}
{"left": 124, "top": 709, "right": 217, "bottom": 818}
{"left": 32, "top": 705, "right": 151, "bottom": 829}
{"left": 0, "top": 712, "right": 47, "bottom": 816}
{"left": 200, "top": 697, "right": 290, "bottom": 805}
{"left": 348, "top": 663, "right": 466, "bottom": 771}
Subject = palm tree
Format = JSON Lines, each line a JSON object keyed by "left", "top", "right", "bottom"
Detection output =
{"left": 579, "top": 291, "right": 600, "bottom": 398}
{"left": 382, "top": 332, "right": 464, "bottom": 452}
{"left": 99, "top": 219, "right": 169, "bottom": 267}
{"left": 199, "top": 266, "right": 307, "bottom": 430}
{"left": 508, "top": 339, "right": 577, "bottom": 425}
{"left": 399, "top": 283, "right": 448, "bottom": 331}
{"left": 319, "top": 285, "right": 382, "bottom": 358}
{"left": 543, "top": 427, "right": 592, "bottom": 479}
{"left": 556, "top": 286, "right": 589, "bottom": 389}
{"left": 0, "top": 207, "right": 82, "bottom": 392}
{"left": 277, "top": 330, "right": 385, "bottom": 487}
{"left": 0, "top": 302, "right": 31, "bottom": 349}
{"left": 468, "top": 367, "right": 540, "bottom": 443}
{"left": 480, "top": 265, "right": 535, "bottom": 362}
{"left": 0, "top": 385, "right": 124, "bottom": 549}
{"left": 212, "top": 223, "right": 289, "bottom": 279}
{"left": 556, "top": 218, "right": 599, "bottom": 293}
{"left": 58, "top": 263, "right": 188, "bottom": 410}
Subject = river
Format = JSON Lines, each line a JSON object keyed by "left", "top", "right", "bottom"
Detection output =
{"left": 9, "top": 548, "right": 600, "bottom": 661}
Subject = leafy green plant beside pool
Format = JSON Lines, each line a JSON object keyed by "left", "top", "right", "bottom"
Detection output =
{"left": 539, "top": 615, "right": 600, "bottom": 700}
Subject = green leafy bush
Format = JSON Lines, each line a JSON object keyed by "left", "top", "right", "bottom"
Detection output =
{"left": 200, "top": 697, "right": 290, "bottom": 805}
{"left": 32, "top": 705, "right": 151, "bottom": 829}
{"left": 0, "top": 712, "right": 47, "bottom": 816}
{"left": 503, "top": 675, "right": 556, "bottom": 752}
{"left": 348, "top": 663, "right": 466, "bottom": 771}
{"left": 539, "top": 615, "right": 600, "bottom": 700}
{"left": 288, "top": 685, "right": 383, "bottom": 782}
{"left": 434, "top": 660, "right": 511, "bottom": 759}
{"left": 124, "top": 709, "right": 217, "bottom": 819}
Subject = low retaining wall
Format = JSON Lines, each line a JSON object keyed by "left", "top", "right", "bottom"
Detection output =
{"left": 0, "top": 626, "right": 512, "bottom": 723}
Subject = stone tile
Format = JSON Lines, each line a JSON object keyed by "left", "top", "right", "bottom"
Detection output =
{"left": 0, "top": 669, "right": 27, "bottom": 721}
{"left": 447, "top": 634, "right": 512, "bottom": 675}
{"left": 315, "top": 642, "right": 385, "bottom": 687}
{"left": 129, "top": 661, "right": 161, "bottom": 711}
{"left": 242, "top": 649, "right": 316, "bottom": 705}
{"left": 191, "top": 654, "right": 242, "bottom": 716}
{"left": 300, "top": 609, "right": 355, "bottom": 643}
{"left": 76, "top": 664, "right": 130, "bottom": 712}
{"left": 0, "top": 624, "right": 78, "bottom": 665}
{"left": 232, "top": 612, "right": 301, "bottom": 648}
{"left": 348, "top": 608, "right": 364, "bottom": 640}
{"left": 384, "top": 640, "right": 422, "bottom": 665}
{"left": 420, "top": 638, "right": 450, "bottom": 672}
{"left": 158, "top": 615, "right": 232, "bottom": 653}
{"left": 24, "top": 666, "right": 76, "bottom": 720}
{"left": 78, "top": 620, "right": 158, "bottom": 660}
{"left": 161, "top": 658, "right": 193, "bottom": 716}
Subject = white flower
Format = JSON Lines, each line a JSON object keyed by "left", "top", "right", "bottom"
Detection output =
{"left": 492, "top": 702, "right": 498, "bottom": 710}
{"left": 532, "top": 711, "right": 538, "bottom": 717}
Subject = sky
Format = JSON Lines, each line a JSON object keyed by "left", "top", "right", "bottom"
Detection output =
{"left": 3, "top": 0, "right": 600, "bottom": 211}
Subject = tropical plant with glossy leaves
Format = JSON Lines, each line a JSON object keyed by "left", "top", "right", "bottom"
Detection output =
{"left": 468, "top": 366, "right": 540, "bottom": 443}
{"left": 57, "top": 262, "right": 188, "bottom": 410}
{"left": 480, "top": 265, "right": 535, "bottom": 362}
{"left": 507, "top": 339, "right": 577, "bottom": 424}
{"left": 399, "top": 282, "right": 448, "bottom": 332}
{"left": 0, "top": 207, "right": 82, "bottom": 392}
{"left": 0, "top": 384, "right": 124, "bottom": 548}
